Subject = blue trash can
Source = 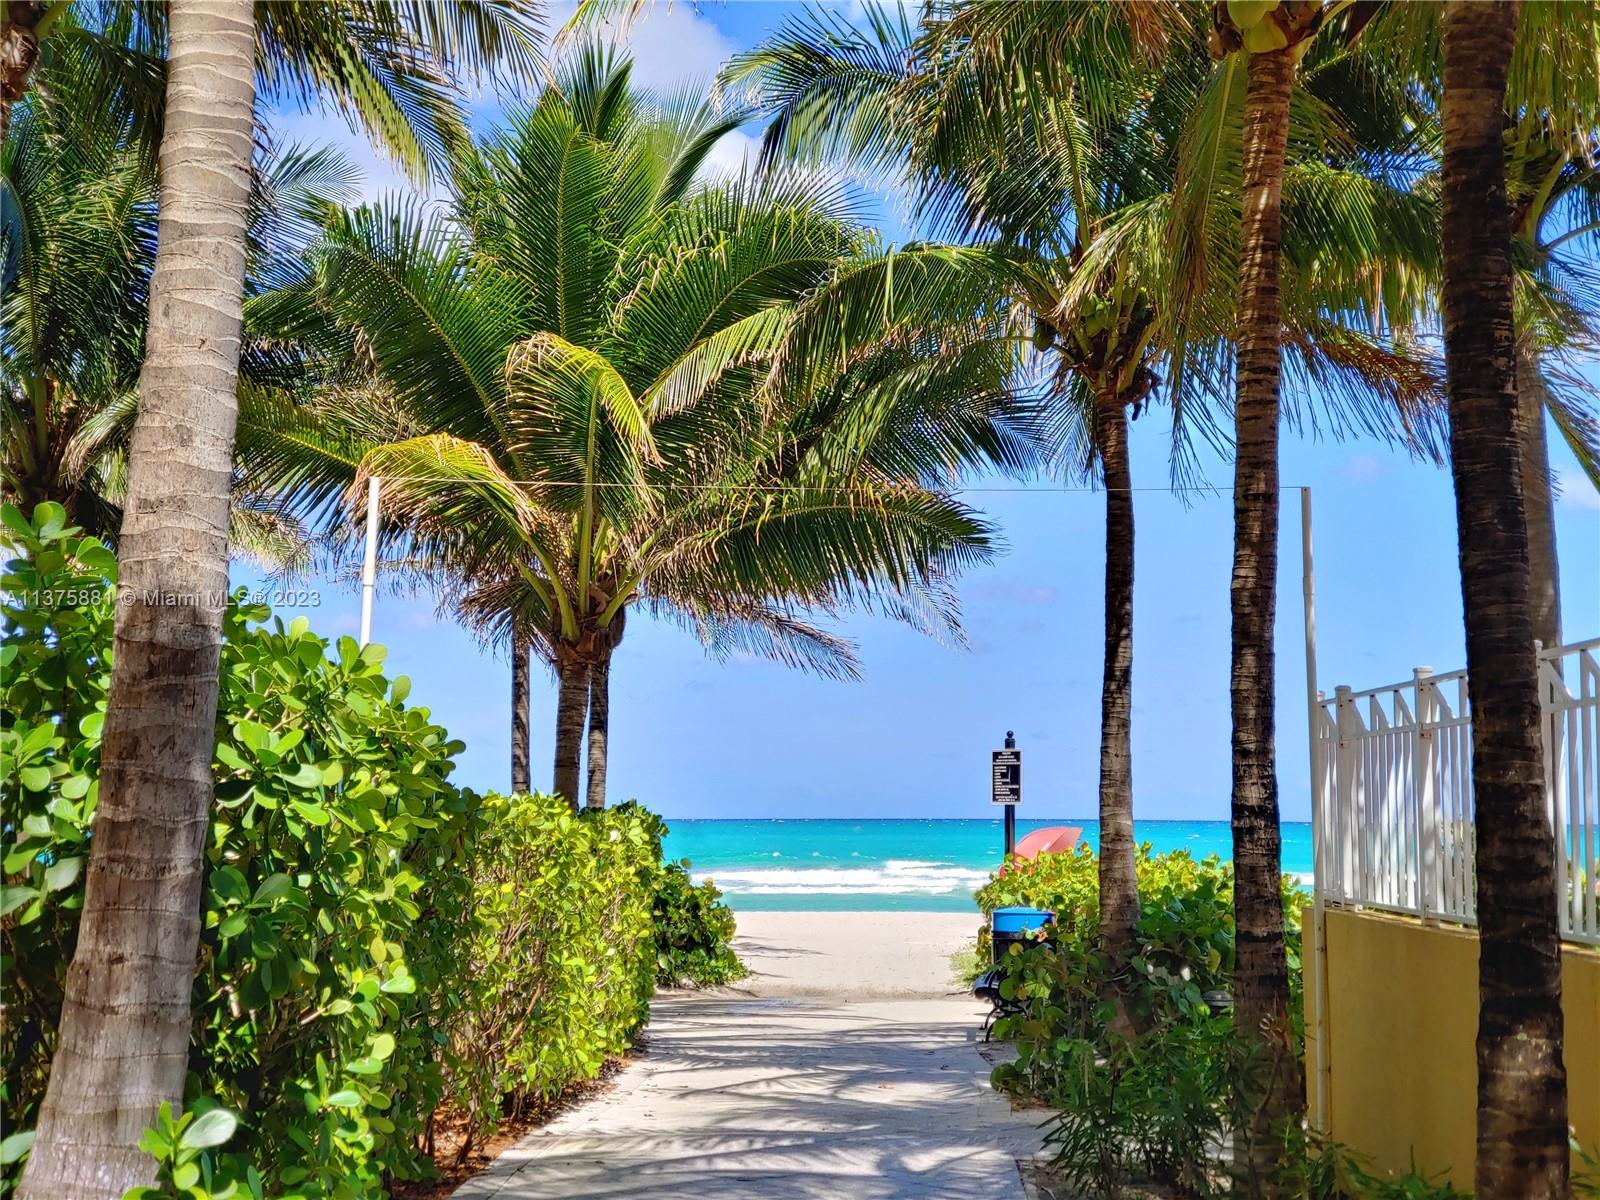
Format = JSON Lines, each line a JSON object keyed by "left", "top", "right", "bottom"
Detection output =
{"left": 990, "top": 906, "right": 1053, "bottom": 963}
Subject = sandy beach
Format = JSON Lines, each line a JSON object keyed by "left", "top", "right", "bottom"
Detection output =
{"left": 728, "top": 910, "right": 985, "bottom": 999}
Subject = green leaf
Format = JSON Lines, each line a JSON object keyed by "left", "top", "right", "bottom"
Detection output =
{"left": 390, "top": 676, "right": 411, "bottom": 703}
{"left": 0, "top": 1129, "right": 34, "bottom": 1165}
{"left": 284, "top": 762, "right": 325, "bottom": 789}
{"left": 1, "top": 885, "right": 36, "bottom": 917}
{"left": 43, "top": 856, "right": 83, "bottom": 892}
{"left": 19, "top": 765, "right": 51, "bottom": 791}
{"left": 178, "top": 1107, "right": 238, "bottom": 1150}
{"left": 370, "top": 1032, "right": 396, "bottom": 1061}
{"left": 290, "top": 801, "right": 331, "bottom": 826}
{"left": 35, "top": 502, "right": 67, "bottom": 538}
{"left": 253, "top": 873, "right": 294, "bottom": 904}
{"left": 210, "top": 866, "right": 249, "bottom": 903}
{"left": 173, "top": 1162, "right": 200, "bottom": 1190}
{"left": 219, "top": 911, "right": 249, "bottom": 938}
{"left": 324, "top": 1089, "right": 363, "bottom": 1109}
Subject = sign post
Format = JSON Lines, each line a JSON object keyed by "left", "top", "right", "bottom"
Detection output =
{"left": 992, "top": 731, "right": 1021, "bottom": 858}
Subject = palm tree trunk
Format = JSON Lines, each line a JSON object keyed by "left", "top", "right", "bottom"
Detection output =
{"left": 17, "top": 4, "right": 256, "bottom": 1196}
{"left": 511, "top": 631, "right": 531, "bottom": 793}
{"left": 1228, "top": 44, "right": 1301, "bottom": 1187}
{"left": 1441, "top": 7, "right": 1570, "bottom": 1196}
{"left": 1095, "top": 390, "right": 1139, "bottom": 966}
{"left": 553, "top": 656, "right": 589, "bottom": 810}
{"left": 585, "top": 649, "right": 611, "bottom": 810}
{"left": 1515, "top": 343, "right": 1562, "bottom": 650}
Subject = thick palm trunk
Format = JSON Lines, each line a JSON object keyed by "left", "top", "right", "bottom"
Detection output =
{"left": 17, "top": 4, "right": 256, "bottom": 1196}
{"left": 510, "top": 631, "right": 531, "bottom": 793}
{"left": 585, "top": 649, "right": 611, "bottom": 810}
{"left": 1441, "top": 6, "right": 1570, "bottom": 1196}
{"left": 552, "top": 656, "right": 589, "bottom": 810}
{"left": 1515, "top": 344, "right": 1562, "bottom": 650}
{"left": 1229, "top": 45, "right": 1301, "bottom": 1186}
{"left": 1095, "top": 392, "right": 1139, "bottom": 966}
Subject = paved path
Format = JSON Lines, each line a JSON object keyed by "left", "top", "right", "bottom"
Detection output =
{"left": 455, "top": 914, "right": 1043, "bottom": 1200}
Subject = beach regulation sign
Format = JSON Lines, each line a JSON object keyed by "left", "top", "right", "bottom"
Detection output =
{"left": 991, "top": 747, "right": 1021, "bottom": 805}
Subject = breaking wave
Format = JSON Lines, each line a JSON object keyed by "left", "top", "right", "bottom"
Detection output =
{"left": 695, "top": 859, "right": 991, "bottom": 897}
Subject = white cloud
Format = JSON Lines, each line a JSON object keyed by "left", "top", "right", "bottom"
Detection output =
{"left": 571, "top": 2, "right": 739, "bottom": 93}
{"left": 1555, "top": 463, "right": 1600, "bottom": 511}
{"left": 267, "top": 110, "right": 419, "bottom": 207}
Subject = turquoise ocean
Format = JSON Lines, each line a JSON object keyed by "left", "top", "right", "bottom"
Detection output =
{"left": 661, "top": 819, "right": 1315, "bottom": 912}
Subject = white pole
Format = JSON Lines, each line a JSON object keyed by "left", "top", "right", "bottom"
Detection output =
{"left": 359, "top": 476, "right": 380, "bottom": 647}
{"left": 1301, "top": 486, "right": 1332, "bottom": 1132}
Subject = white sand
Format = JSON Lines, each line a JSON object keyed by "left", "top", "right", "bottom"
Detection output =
{"left": 729, "top": 910, "right": 985, "bottom": 999}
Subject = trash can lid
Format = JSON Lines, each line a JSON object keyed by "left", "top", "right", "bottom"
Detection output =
{"left": 991, "top": 906, "right": 1054, "bottom": 934}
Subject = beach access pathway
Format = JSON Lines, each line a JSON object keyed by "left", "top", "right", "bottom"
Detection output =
{"left": 453, "top": 911, "right": 1046, "bottom": 1200}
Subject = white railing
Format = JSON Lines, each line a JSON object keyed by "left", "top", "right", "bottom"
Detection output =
{"left": 1312, "top": 638, "right": 1600, "bottom": 946}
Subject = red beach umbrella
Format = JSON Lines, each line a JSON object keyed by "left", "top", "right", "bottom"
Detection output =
{"left": 1012, "top": 825, "right": 1083, "bottom": 861}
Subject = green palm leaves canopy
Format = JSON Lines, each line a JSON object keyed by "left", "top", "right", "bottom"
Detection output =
{"left": 251, "top": 47, "right": 1036, "bottom": 803}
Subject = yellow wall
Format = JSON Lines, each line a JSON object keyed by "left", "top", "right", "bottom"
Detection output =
{"left": 1305, "top": 906, "right": 1600, "bottom": 1186}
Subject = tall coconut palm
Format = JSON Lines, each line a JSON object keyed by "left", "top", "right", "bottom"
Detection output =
{"left": 16, "top": 4, "right": 550, "bottom": 1193}
{"left": 245, "top": 50, "right": 1028, "bottom": 806}
{"left": 1440, "top": 4, "right": 1572, "bottom": 1194}
{"left": 732, "top": 1, "right": 1444, "bottom": 1020}
{"left": 1200, "top": 3, "right": 1402, "bottom": 1174}
{"left": 15, "top": 5, "right": 255, "bottom": 1196}
{"left": 730, "top": 1, "right": 1179, "bottom": 979}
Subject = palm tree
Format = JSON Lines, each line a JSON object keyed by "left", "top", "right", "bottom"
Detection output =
{"left": 732, "top": 3, "right": 1443, "bottom": 1026}
{"left": 1200, "top": 4, "right": 1418, "bottom": 1174}
{"left": 16, "top": 6, "right": 255, "bottom": 1196}
{"left": 1440, "top": 4, "right": 1572, "bottom": 1195}
{"left": 248, "top": 50, "right": 1026, "bottom": 807}
{"left": 730, "top": 2, "right": 1174, "bottom": 979}
{"left": 16, "top": 4, "right": 549, "bottom": 1193}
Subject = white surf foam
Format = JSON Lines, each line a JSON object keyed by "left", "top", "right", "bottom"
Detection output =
{"left": 696, "top": 859, "right": 991, "bottom": 896}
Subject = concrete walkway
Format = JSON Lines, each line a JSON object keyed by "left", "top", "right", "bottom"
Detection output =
{"left": 455, "top": 913, "right": 1044, "bottom": 1200}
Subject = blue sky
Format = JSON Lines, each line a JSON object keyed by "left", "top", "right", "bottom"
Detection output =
{"left": 253, "top": 1, "right": 1600, "bottom": 823}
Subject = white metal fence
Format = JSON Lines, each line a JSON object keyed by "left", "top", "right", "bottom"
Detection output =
{"left": 1312, "top": 638, "right": 1600, "bottom": 946}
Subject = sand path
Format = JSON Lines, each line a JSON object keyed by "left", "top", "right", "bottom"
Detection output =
{"left": 453, "top": 911, "right": 1044, "bottom": 1199}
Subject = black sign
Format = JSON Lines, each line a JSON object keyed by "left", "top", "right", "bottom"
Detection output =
{"left": 991, "top": 748, "right": 1021, "bottom": 805}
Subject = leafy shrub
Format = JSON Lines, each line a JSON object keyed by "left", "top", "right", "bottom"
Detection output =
{"left": 977, "top": 845, "right": 1306, "bottom": 1024}
{"left": 2, "top": 503, "right": 736, "bottom": 1197}
{"left": 652, "top": 860, "right": 745, "bottom": 988}
{"left": 3, "top": 502, "right": 475, "bottom": 1196}
{"left": 434, "top": 794, "right": 660, "bottom": 1158}
{"left": 977, "top": 848, "right": 1463, "bottom": 1198}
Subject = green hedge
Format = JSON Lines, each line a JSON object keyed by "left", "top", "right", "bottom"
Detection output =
{"left": 974, "top": 844, "right": 1301, "bottom": 1015}
{"left": 0, "top": 503, "right": 736, "bottom": 1198}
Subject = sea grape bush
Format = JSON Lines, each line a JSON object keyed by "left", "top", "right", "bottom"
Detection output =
{"left": 0, "top": 503, "right": 741, "bottom": 1198}
{"left": 435, "top": 792, "right": 660, "bottom": 1159}
{"left": 651, "top": 858, "right": 745, "bottom": 988}
{"left": 975, "top": 844, "right": 1306, "bottom": 1016}
{"left": 974, "top": 847, "right": 1450, "bottom": 1197}
{"left": 2, "top": 502, "right": 476, "bottom": 1196}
